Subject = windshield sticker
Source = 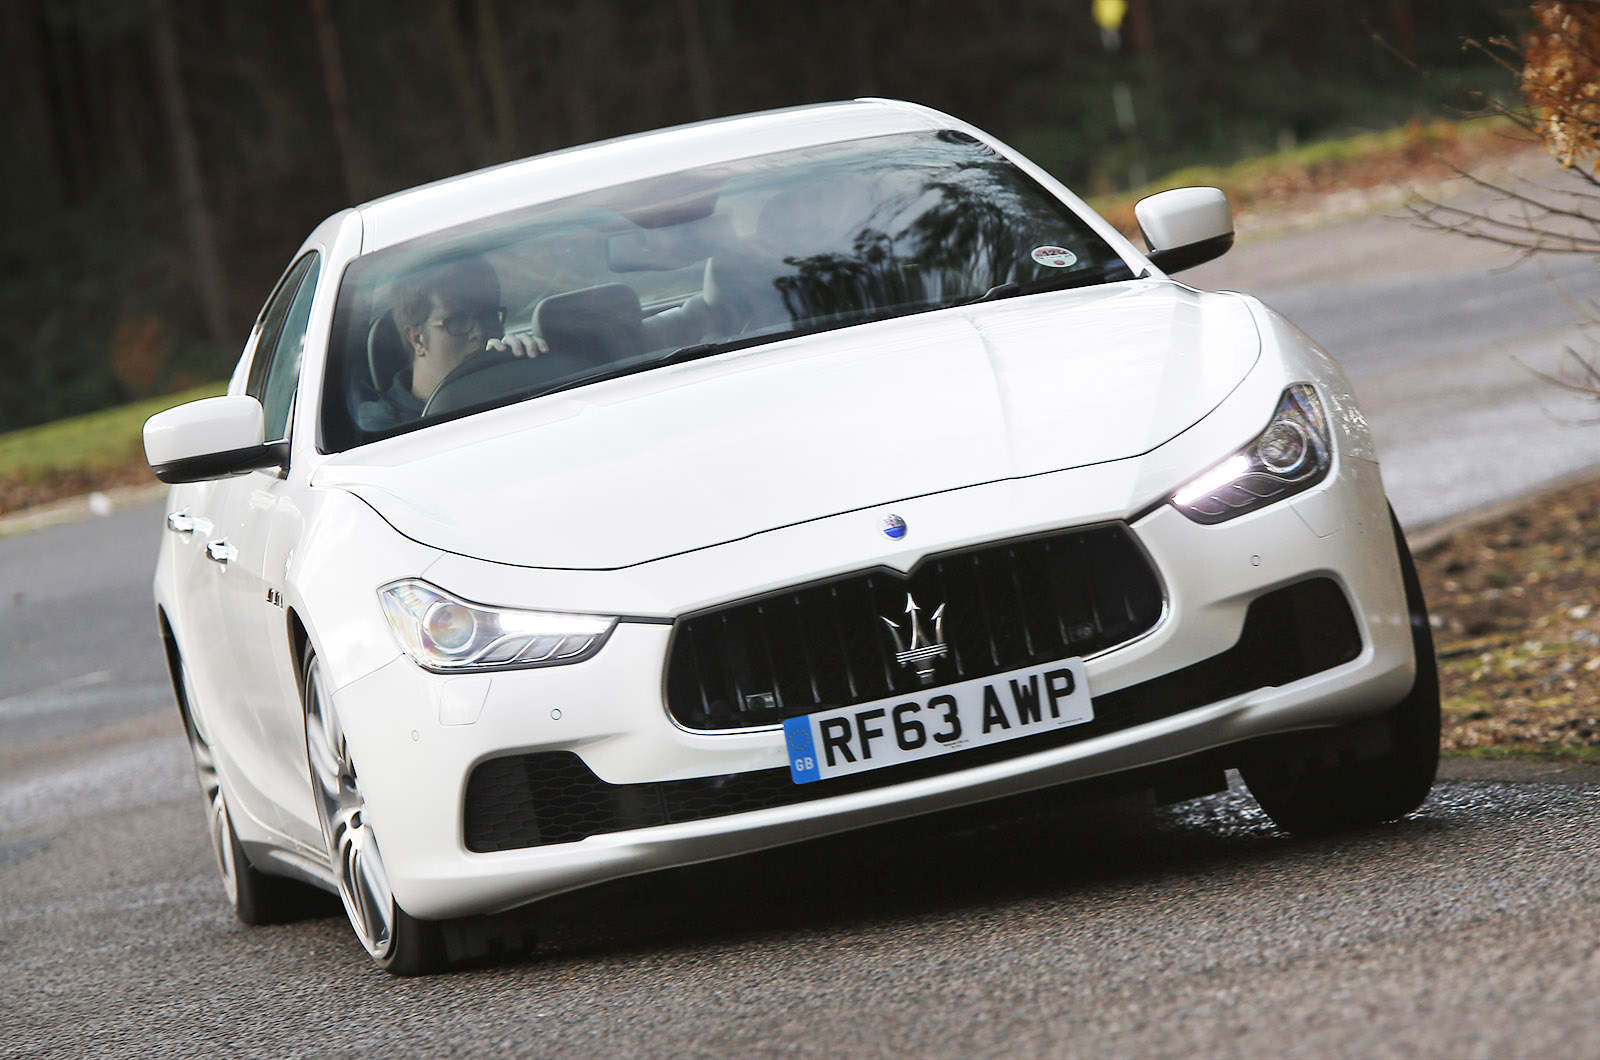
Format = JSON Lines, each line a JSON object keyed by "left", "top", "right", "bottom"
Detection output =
{"left": 1031, "top": 245, "right": 1079, "bottom": 268}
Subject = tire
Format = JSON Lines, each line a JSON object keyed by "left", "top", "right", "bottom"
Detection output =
{"left": 301, "top": 647, "right": 445, "bottom": 975}
{"left": 1240, "top": 511, "right": 1441, "bottom": 836}
{"left": 176, "top": 657, "right": 322, "bottom": 925}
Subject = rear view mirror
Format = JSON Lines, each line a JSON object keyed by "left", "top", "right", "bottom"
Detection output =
{"left": 144, "top": 395, "right": 287, "bottom": 484}
{"left": 1134, "top": 187, "right": 1234, "bottom": 274}
{"left": 606, "top": 214, "right": 734, "bottom": 272}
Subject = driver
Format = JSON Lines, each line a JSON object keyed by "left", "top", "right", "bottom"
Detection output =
{"left": 359, "top": 256, "right": 543, "bottom": 430}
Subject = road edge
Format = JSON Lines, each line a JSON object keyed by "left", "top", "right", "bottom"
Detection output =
{"left": 0, "top": 482, "right": 169, "bottom": 538}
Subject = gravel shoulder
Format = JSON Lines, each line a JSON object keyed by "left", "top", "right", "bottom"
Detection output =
{"left": 1416, "top": 473, "right": 1600, "bottom": 762}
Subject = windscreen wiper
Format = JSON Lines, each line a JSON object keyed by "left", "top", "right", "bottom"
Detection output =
{"left": 655, "top": 338, "right": 749, "bottom": 366}
{"left": 509, "top": 334, "right": 782, "bottom": 405}
{"left": 656, "top": 324, "right": 832, "bottom": 366}
{"left": 960, "top": 261, "right": 1139, "bottom": 306}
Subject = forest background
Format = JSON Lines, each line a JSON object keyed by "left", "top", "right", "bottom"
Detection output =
{"left": 1, "top": 0, "right": 1525, "bottom": 434}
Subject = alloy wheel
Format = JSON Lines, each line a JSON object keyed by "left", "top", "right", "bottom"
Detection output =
{"left": 303, "top": 652, "right": 397, "bottom": 960}
{"left": 180, "top": 662, "right": 240, "bottom": 907}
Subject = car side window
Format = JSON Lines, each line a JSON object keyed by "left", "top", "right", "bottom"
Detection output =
{"left": 247, "top": 253, "right": 322, "bottom": 444}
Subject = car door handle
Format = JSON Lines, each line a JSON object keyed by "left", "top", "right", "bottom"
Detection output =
{"left": 206, "top": 540, "right": 238, "bottom": 565}
{"left": 166, "top": 511, "right": 195, "bottom": 535}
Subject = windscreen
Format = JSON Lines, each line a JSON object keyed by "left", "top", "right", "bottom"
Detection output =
{"left": 320, "top": 129, "right": 1131, "bottom": 452}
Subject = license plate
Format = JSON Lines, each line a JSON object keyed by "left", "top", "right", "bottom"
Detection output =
{"left": 783, "top": 658, "right": 1092, "bottom": 784}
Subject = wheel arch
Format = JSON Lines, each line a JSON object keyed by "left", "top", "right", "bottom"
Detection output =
{"left": 286, "top": 607, "right": 313, "bottom": 701}
{"left": 156, "top": 607, "right": 198, "bottom": 736}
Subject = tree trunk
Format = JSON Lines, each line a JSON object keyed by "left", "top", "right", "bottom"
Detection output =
{"left": 147, "top": 0, "right": 228, "bottom": 342}
{"left": 555, "top": 0, "right": 604, "bottom": 146}
{"left": 308, "top": 0, "right": 366, "bottom": 202}
{"left": 677, "top": 0, "right": 716, "bottom": 120}
{"left": 1126, "top": 0, "right": 1155, "bottom": 54}
{"left": 475, "top": 0, "right": 519, "bottom": 159}
{"left": 3, "top": 0, "right": 61, "bottom": 206}
{"left": 1386, "top": 0, "right": 1416, "bottom": 56}
{"left": 432, "top": 0, "right": 492, "bottom": 167}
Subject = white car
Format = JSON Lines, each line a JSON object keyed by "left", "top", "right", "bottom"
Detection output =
{"left": 145, "top": 99, "right": 1439, "bottom": 975}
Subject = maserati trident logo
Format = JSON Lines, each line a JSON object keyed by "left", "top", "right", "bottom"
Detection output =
{"left": 882, "top": 593, "right": 948, "bottom": 686}
{"left": 880, "top": 514, "right": 907, "bottom": 540}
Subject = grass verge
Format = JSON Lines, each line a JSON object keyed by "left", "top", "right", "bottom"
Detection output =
{"left": 1448, "top": 744, "right": 1600, "bottom": 764}
{"left": 0, "top": 382, "right": 224, "bottom": 514}
{"left": 1087, "top": 114, "right": 1531, "bottom": 235}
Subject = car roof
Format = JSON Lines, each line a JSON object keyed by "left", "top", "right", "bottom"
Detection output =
{"left": 352, "top": 99, "right": 958, "bottom": 254}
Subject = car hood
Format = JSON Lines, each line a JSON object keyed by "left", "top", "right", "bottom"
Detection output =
{"left": 317, "top": 281, "right": 1260, "bottom": 570}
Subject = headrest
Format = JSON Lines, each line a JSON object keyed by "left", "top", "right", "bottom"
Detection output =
{"left": 533, "top": 284, "right": 644, "bottom": 363}
{"left": 534, "top": 284, "right": 642, "bottom": 334}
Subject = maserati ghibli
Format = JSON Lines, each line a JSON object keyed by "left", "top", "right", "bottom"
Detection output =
{"left": 144, "top": 99, "right": 1439, "bottom": 974}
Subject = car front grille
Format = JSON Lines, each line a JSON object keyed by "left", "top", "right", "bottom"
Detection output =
{"left": 463, "top": 577, "right": 1364, "bottom": 853}
{"left": 664, "top": 524, "right": 1164, "bottom": 731}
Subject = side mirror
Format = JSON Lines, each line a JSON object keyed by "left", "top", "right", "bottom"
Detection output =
{"left": 1134, "top": 187, "right": 1234, "bottom": 274}
{"left": 143, "top": 395, "right": 287, "bottom": 484}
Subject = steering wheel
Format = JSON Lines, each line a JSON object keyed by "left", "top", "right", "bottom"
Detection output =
{"left": 421, "top": 349, "right": 594, "bottom": 417}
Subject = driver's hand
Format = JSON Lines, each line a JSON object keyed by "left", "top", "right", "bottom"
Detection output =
{"left": 488, "top": 331, "right": 546, "bottom": 358}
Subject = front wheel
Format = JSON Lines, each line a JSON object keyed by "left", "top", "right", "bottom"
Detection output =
{"left": 177, "top": 657, "right": 322, "bottom": 924}
{"left": 1240, "top": 512, "right": 1441, "bottom": 836}
{"left": 302, "top": 648, "right": 444, "bottom": 975}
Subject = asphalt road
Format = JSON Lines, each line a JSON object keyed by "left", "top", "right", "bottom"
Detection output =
{"left": 6, "top": 205, "right": 1600, "bottom": 1057}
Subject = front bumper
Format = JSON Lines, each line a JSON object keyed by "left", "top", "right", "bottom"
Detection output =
{"left": 332, "top": 444, "right": 1413, "bottom": 920}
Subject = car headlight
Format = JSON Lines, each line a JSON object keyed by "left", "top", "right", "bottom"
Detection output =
{"left": 1169, "top": 383, "right": 1331, "bottom": 524}
{"left": 378, "top": 579, "right": 617, "bottom": 672}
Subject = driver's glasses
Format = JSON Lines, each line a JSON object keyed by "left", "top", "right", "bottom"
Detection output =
{"left": 429, "top": 306, "right": 506, "bottom": 337}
